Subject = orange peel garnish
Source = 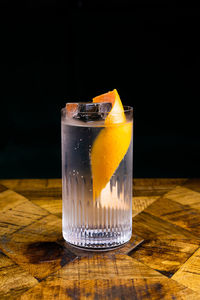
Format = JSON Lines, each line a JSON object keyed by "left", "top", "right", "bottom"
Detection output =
{"left": 91, "top": 89, "right": 132, "bottom": 199}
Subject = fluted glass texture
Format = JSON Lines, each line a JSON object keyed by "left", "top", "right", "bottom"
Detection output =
{"left": 61, "top": 107, "right": 133, "bottom": 249}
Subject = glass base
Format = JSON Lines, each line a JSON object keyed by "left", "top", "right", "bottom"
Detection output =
{"left": 63, "top": 228, "right": 132, "bottom": 250}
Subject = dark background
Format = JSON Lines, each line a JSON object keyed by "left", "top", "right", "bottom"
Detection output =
{"left": 0, "top": 1, "right": 200, "bottom": 179}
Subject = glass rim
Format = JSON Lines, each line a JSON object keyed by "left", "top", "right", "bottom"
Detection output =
{"left": 61, "top": 104, "right": 133, "bottom": 115}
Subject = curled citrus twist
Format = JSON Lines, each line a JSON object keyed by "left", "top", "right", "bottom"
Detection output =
{"left": 91, "top": 89, "right": 132, "bottom": 199}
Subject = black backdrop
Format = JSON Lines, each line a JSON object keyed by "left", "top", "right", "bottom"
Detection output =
{"left": 0, "top": 1, "right": 200, "bottom": 179}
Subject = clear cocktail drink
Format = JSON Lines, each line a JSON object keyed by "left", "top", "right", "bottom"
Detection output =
{"left": 61, "top": 90, "right": 133, "bottom": 249}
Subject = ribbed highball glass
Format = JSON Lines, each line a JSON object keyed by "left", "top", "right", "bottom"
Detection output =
{"left": 61, "top": 105, "right": 133, "bottom": 249}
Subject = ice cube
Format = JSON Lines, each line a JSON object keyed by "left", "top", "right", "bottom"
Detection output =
{"left": 67, "top": 102, "right": 112, "bottom": 122}
{"left": 66, "top": 103, "right": 79, "bottom": 118}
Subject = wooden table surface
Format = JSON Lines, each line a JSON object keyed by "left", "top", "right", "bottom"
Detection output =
{"left": 1, "top": 179, "right": 200, "bottom": 299}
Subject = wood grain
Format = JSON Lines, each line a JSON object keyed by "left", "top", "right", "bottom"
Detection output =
{"left": 0, "top": 189, "right": 48, "bottom": 236}
{"left": 48, "top": 254, "right": 163, "bottom": 280}
{"left": 132, "top": 196, "right": 159, "bottom": 217}
{"left": 165, "top": 185, "right": 200, "bottom": 210}
{"left": 0, "top": 215, "right": 76, "bottom": 280}
{"left": 20, "top": 255, "right": 200, "bottom": 300}
{"left": 0, "top": 179, "right": 62, "bottom": 217}
{"left": 0, "top": 179, "right": 62, "bottom": 193}
{"left": 0, "top": 178, "right": 200, "bottom": 299}
{"left": 145, "top": 197, "right": 200, "bottom": 235}
{"left": 183, "top": 178, "right": 200, "bottom": 193}
{"left": 20, "top": 278, "right": 200, "bottom": 300}
{"left": 30, "top": 198, "right": 62, "bottom": 218}
{"left": 132, "top": 178, "right": 187, "bottom": 196}
{"left": 172, "top": 247, "right": 200, "bottom": 293}
{"left": 130, "top": 238, "right": 200, "bottom": 277}
{"left": 0, "top": 250, "right": 37, "bottom": 300}
{"left": 132, "top": 211, "right": 198, "bottom": 240}
{"left": 0, "top": 185, "right": 7, "bottom": 193}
